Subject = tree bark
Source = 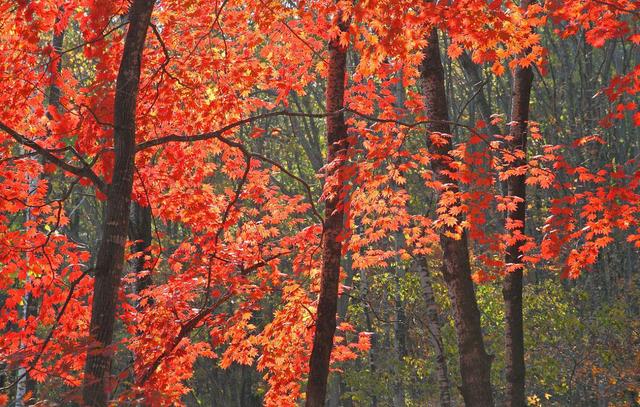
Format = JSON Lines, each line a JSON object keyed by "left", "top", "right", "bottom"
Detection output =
{"left": 417, "top": 257, "right": 452, "bottom": 407}
{"left": 305, "top": 15, "right": 349, "bottom": 407}
{"left": 130, "top": 202, "right": 153, "bottom": 296}
{"left": 418, "top": 28, "right": 494, "bottom": 407}
{"left": 82, "top": 1, "right": 154, "bottom": 405}
{"left": 503, "top": 2, "right": 534, "bottom": 405}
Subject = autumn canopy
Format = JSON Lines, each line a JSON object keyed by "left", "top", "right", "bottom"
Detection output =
{"left": 0, "top": 0, "right": 638, "bottom": 406}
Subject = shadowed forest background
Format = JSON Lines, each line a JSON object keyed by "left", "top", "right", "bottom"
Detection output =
{"left": 0, "top": 0, "right": 638, "bottom": 406}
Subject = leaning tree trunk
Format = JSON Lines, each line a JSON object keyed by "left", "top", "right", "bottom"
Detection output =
{"left": 419, "top": 28, "right": 494, "bottom": 406}
{"left": 503, "top": 1, "right": 534, "bottom": 405}
{"left": 82, "top": 1, "right": 154, "bottom": 405}
{"left": 305, "top": 14, "right": 349, "bottom": 407}
{"left": 417, "top": 257, "right": 452, "bottom": 407}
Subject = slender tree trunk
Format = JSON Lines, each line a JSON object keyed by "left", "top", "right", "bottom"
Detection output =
{"left": 503, "top": 2, "right": 534, "bottom": 405}
{"left": 418, "top": 28, "right": 494, "bottom": 407}
{"left": 82, "top": 1, "right": 154, "bottom": 405}
{"left": 305, "top": 14, "right": 349, "bottom": 407}
{"left": 359, "top": 268, "right": 378, "bottom": 407}
{"left": 14, "top": 260, "right": 37, "bottom": 407}
{"left": 328, "top": 253, "right": 355, "bottom": 407}
{"left": 14, "top": 198, "right": 39, "bottom": 406}
{"left": 458, "top": 51, "right": 501, "bottom": 137}
{"left": 391, "top": 79, "right": 408, "bottom": 407}
{"left": 15, "top": 23, "right": 66, "bottom": 407}
{"left": 417, "top": 257, "right": 452, "bottom": 407}
{"left": 392, "top": 261, "right": 407, "bottom": 407}
{"left": 130, "top": 202, "right": 153, "bottom": 296}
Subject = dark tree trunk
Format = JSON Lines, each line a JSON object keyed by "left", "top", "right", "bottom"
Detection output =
{"left": 82, "top": 1, "right": 154, "bottom": 405}
{"left": 417, "top": 257, "right": 452, "bottom": 407}
{"left": 503, "top": 2, "right": 534, "bottom": 405}
{"left": 418, "top": 28, "right": 494, "bottom": 407}
{"left": 305, "top": 15, "right": 349, "bottom": 407}
{"left": 47, "top": 30, "right": 65, "bottom": 114}
{"left": 130, "top": 202, "right": 153, "bottom": 296}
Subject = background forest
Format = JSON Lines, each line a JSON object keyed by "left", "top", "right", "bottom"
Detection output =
{"left": 0, "top": 0, "right": 638, "bottom": 406}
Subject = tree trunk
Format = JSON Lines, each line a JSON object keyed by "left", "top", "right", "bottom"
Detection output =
{"left": 392, "top": 261, "right": 407, "bottom": 407}
{"left": 305, "top": 15, "right": 349, "bottom": 407}
{"left": 503, "top": 2, "right": 534, "bottom": 405}
{"left": 328, "top": 253, "right": 355, "bottom": 407}
{"left": 130, "top": 202, "right": 153, "bottom": 296}
{"left": 417, "top": 257, "right": 452, "bottom": 407}
{"left": 82, "top": 1, "right": 154, "bottom": 405}
{"left": 15, "top": 23, "right": 66, "bottom": 407}
{"left": 391, "top": 79, "right": 408, "bottom": 407}
{"left": 359, "top": 268, "right": 378, "bottom": 407}
{"left": 418, "top": 28, "right": 494, "bottom": 407}
{"left": 458, "top": 51, "right": 501, "bottom": 137}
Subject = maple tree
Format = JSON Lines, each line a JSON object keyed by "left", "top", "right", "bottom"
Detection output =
{"left": 0, "top": 0, "right": 638, "bottom": 406}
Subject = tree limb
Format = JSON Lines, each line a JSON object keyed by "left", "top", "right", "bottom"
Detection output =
{"left": 0, "top": 122, "right": 107, "bottom": 193}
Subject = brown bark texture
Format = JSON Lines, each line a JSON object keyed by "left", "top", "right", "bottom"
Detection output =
{"left": 418, "top": 28, "right": 494, "bottom": 407}
{"left": 305, "top": 17, "right": 349, "bottom": 407}
{"left": 503, "top": 1, "right": 534, "bottom": 404}
{"left": 82, "top": 1, "right": 154, "bottom": 405}
{"left": 130, "top": 202, "right": 153, "bottom": 295}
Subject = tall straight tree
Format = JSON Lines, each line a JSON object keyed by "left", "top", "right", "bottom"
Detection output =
{"left": 419, "top": 28, "right": 494, "bottom": 406}
{"left": 306, "top": 11, "right": 350, "bottom": 407}
{"left": 417, "top": 258, "right": 452, "bottom": 407}
{"left": 15, "top": 22, "right": 66, "bottom": 407}
{"left": 503, "top": 1, "right": 535, "bottom": 405}
{"left": 82, "top": 0, "right": 155, "bottom": 405}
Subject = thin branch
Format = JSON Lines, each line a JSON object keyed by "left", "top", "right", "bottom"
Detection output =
{"left": 201, "top": 154, "right": 251, "bottom": 309}
{"left": 149, "top": 22, "right": 193, "bottom": 89}
{"left": 591, "top": 0, "right": 639, "bottom": 15}
{"left": 136, "top": 292, "right": 233, "bottom": 386}
{"left": 0, "top": 267, "right": 93, "bottom": 391}
{"left": 455, "top": 79, "right": 488, "bottom": 124}
{"left": 0, "top": 122, "right": 107, "bottom": 193}
{"left": 136, "top": 251, "right": 289, "bottom": 386}
{"left": 257, "top": 0, "right": 326, "bottom": 63}
{"left": 136, "top": 109, "right": 331, "bottom": 224}
{"left": 136, "top": 110, "right": 337, "bottom": 151}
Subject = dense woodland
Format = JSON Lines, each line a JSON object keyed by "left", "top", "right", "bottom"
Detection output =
{"left": 0, "top": 0, "right": 638, "bottom": 406}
